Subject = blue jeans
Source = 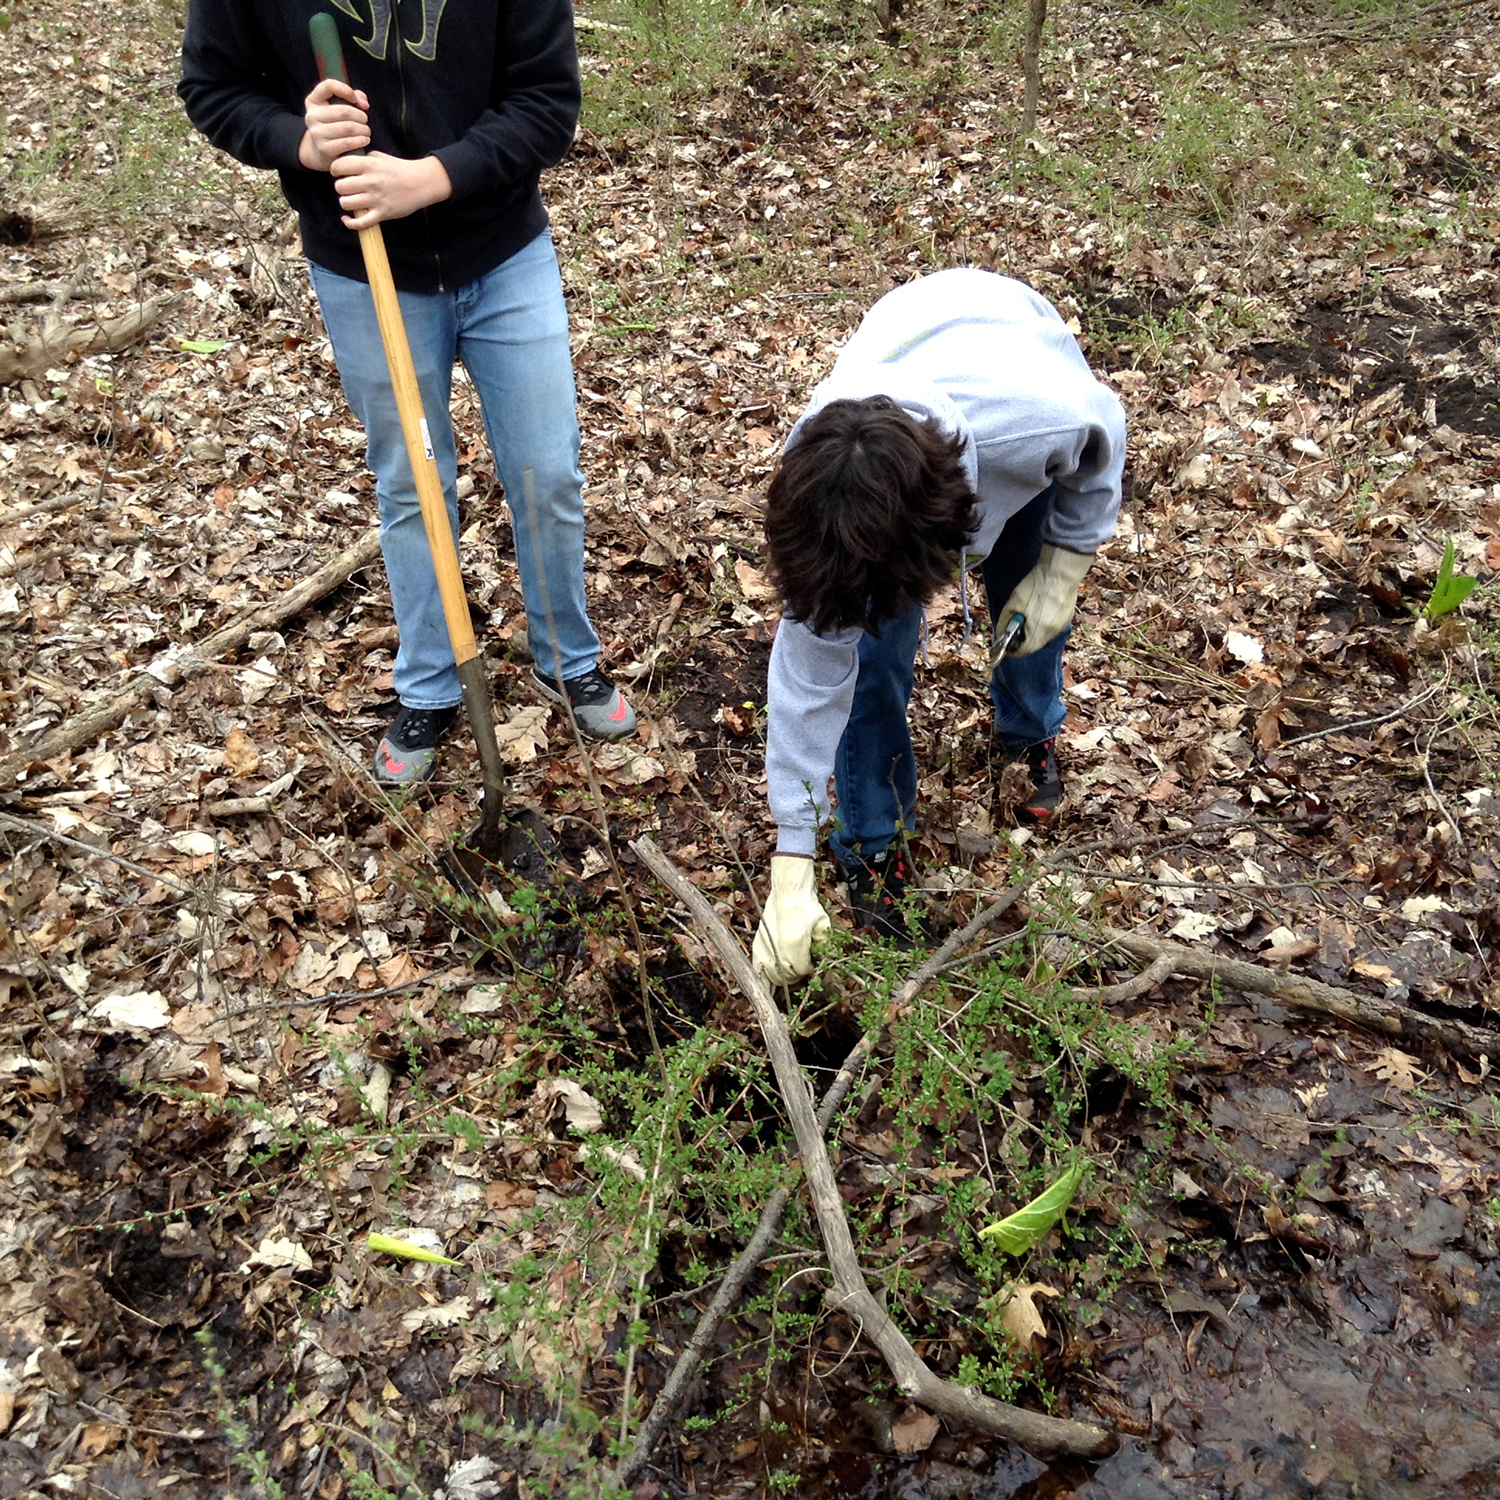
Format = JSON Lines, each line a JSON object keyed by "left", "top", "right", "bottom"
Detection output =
{"left": 828, "top": 487, "right": 1067, "bottom": 867}
{"left": 310, "top": 231, "right": 600, "bottom": 709}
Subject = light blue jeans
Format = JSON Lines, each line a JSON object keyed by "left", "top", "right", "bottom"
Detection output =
{"left": 828, "top": 486, "right": 1067, "bottom": 867}
{"left": 310, "top": 231, "right": 600, "bottom": 709}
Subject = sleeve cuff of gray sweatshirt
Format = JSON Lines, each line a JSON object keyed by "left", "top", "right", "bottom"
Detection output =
{"left": 775, "top": 827, "right": 818, "bottom": 857}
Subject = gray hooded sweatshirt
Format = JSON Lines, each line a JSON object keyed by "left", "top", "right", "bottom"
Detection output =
{"left": 766, "top": 269, "right": 1127, "bottom": 856}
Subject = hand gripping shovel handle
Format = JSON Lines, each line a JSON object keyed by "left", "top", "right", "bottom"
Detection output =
{"left": 309, "top": 14, "right": 506, "bottom": 836}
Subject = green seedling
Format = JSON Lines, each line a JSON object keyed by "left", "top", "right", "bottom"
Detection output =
{"left": 1424, "top": 540, "right": 1478, "bottom": 621}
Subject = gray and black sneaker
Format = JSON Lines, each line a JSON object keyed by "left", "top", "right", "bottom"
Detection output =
{"left": 374, "top": 703, "right": 459, "bottom": 785}
{"left": 531, "top": 666, "right": 637, "bottom": 741}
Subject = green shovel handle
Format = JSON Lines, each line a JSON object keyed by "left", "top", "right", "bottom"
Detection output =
{"left": 309, "top": 12, "right": 352, "bottom": 91}
{"left": 309, "top": 12, "right": 368, "bottom": 161}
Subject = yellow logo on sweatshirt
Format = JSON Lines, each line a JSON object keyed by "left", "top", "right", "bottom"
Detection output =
{"left": 330, "top": 0, "right": 450, "bottom": 63}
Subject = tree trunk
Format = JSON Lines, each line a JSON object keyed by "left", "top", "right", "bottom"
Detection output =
{"left": 1022, "top": 0, "right": 1048, "bottom": 135}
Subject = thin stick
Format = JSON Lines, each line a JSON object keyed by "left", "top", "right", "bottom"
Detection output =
{"left": 0, "top": 492, "right": 98, "bottom": 525}
{"left": 630, "top": 837, "right": 1116, "bottom": 1460}
{"left": 1421, "top": 721, "right": 1466, "bottom": 854}
{"left": 1278, "top": 684, "right": 1441, "bottom": 747}
{"left": 0, "top": 280, "right": 103, "bottom": 306}
{"left": 0, "top": 810, "right": 198, "bottom": 898}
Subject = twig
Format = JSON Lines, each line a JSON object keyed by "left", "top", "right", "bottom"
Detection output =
{"left": 1097, "top": 927, "right": 1500, "bottom": 1061}
{"left": 1421, "top": 721, "right": 1466, "bottom": 854}
{"left": 0, "top": 810, "right": 197, "bottom": 898}
{"left": 203, "top": 794, "right": 274, "bottom": 817}
{"left": 1278, "top": 684, "right": 1441, "bottom": 747}
{"left": 629, "top": 837, "right": 1117, "bottom": 1460}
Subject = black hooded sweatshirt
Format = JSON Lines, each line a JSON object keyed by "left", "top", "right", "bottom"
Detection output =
{"left": 178, "top": 0, "right": 580, "bottom": 294}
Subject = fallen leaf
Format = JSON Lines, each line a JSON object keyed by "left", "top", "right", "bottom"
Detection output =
{"left": 542, "top": 1078, "right": 605, "bottom": 1135}
{"left": 1224, "top": 631, "right": 1264, "bottom": 665}
{"left": 980, "top": 1161, "right": 1085, "bottom": 1254}
{"left": 367, "top": 1231, "right": 460, "bottom": 1265}
{"left": 245, "top": 1235, "right": 313, "bottom": 1272}
{"left": 89, "top": 990, "right": 172, "bottom": 1031}
{"left": 734, "top": 556, "right": 778, "bottom": 601}
{"left": 890, "top": 1406, "right": 942, "bottom": 1455}
{"left": 1400, "top": 895, "right": 1456, "bottom": 923}
{"left": 1372, "top": 1046, "right": 1424, "bottom": 1091}
{"left": 376, "top": 950, "right": 426, "bottom": 988}
{"left": 223, "top": 725, "right": 260, "bottom": 778}
{"left": 433, "top": 1455, "right": 502, "bottom": 1500}
{"left": 167, "top": 830, "right": 218, "bottom": 857}
{"left": 400, "top": 1297, "right": 472, "bottom": 1332}
{"left": 1171, "top": 1169, "right": 1205, "bottom": 1199}
{"left": 999, "top": 1281, "right": 1062, "bottom": 1348}
{"left": 494, "top": 704, "right": 550, "bottom": 762}
{"left": 592, "top": 743, "right": 666, "bottom": 784}
{"left": 1167, "top": 911, "right": 1220, "bottom": 942}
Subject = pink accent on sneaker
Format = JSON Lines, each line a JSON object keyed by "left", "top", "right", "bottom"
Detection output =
{"left": 381, "top": 748, "right": 409, "bottom": 775}
{"left": 608, "top": 695, "right": 628, "bottom": 722}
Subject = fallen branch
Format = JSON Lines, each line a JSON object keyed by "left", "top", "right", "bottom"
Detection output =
{"left": 0, "top": 492, "right": 98, "bottom": 526}
{"left": 1279, "top": 683, "right": 1441, "bottom": 747}
{"left": 1083, "top": 951, "right": 1178, "bottom": 1006}
{"left": 0, "top": 291, "right": 181, "bottom": 386}
{"left": 0, "top": 528, "right": 381, "bottom": 788}
{"left": 0, "top": 280, "right": 102, "bottom": 307}
{"left": 630, "top": 837, "right": 1116, "bottom": 1461}
{"left": 1098, "top": 927, "right": 1500, "bottom": 1061}
{"left": 1260, "top": 0, "right": 1496, "bottom": 49}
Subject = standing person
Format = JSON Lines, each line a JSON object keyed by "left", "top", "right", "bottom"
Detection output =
{"left": 751, "top": 269, "right": 1126, "bottom": 986}
{"left": 179, "top": 0, "right": 636, "bottom": 785}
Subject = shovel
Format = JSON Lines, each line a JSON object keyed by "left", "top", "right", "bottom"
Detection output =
{"left": 310, "top": 13, "right": 550, "bottom": 878}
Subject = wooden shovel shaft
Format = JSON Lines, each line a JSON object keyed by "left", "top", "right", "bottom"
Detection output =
{"left": 354, "top": 225, "right": 477, "bottom": 667}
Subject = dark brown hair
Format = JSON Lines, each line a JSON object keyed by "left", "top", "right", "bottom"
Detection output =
{"left": 764, "top": 396, "right": 977, "bottom": 634}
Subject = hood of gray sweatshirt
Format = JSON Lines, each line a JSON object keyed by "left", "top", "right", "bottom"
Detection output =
{"left": 766, "top": 269, "right": 1127, "bottom": 856}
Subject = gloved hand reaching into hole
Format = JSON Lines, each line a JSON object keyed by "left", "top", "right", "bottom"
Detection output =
{"left": 752, "top": 854, "right": 831, "bottom": 985}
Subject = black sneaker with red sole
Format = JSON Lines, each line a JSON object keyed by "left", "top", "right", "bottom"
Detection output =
{"left": 1018, "top": 737, "right": 1062, "bottom": 824}
{"left": 837, "top": 846, "right": 918, "bottom": 941}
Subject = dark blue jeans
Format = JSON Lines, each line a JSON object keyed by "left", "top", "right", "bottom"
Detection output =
{"left": 828, "top": 487, "right": 1067, "bottom": 867}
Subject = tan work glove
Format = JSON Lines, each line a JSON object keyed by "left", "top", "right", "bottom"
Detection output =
{"left": 994, "top": 543, "right": 1094, "bottom": 658}
{"left": 752, "top": 855, "right": 831, "bottom": 985}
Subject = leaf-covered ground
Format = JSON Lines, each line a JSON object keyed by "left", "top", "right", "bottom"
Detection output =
{"left": 2, "top": 1, "right": 1499, "bottom": 1497}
